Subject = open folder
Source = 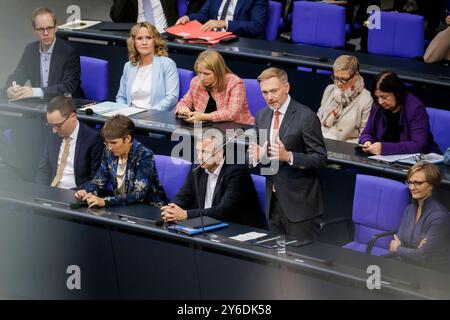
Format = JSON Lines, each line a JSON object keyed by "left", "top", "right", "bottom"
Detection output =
{"left": 165, "top": 20, "right": 237, "bottom": 45}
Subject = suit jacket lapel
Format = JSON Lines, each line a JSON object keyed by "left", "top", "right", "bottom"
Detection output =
{"left": 196, "top": 170, "right": 208, "bottom": 209}
{"left": 47, "top": 40, "right": 60, "bottom": 86}
{"left": 32, "top": 42, "right": 41, "bottom": 87}
{"left": 150, "top": 56, "right": 161, "bottom": 107}
{"left": 74, "top": 122, "right": 83, "bottom": 180}
{"left": 211, "top": 164, "right": 226, "bottom": 205}
{"left": 234, "top": 0, "right": 245, "bottom": 17}
{"left": 278, "top": 100, "right": 296, "bottom": 140}
{"left": 260, "top": 109, "right": 273, "bottom": 145}
{"left": 127, "top": 63, "right": 139, "bottom": 103}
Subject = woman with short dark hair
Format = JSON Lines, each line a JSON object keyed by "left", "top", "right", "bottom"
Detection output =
{"left": 359, "top": 71, "right": 440, "bottom": 155}
{"left": 75, "top": 115, "right": 166, "bottom": 207}
{"left": 389, "top": 161, "right": 449, "bottom": 271}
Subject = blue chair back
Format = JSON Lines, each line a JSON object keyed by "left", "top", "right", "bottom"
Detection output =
{"left": 80, "top": 56, "right": 109, "bottom": 101}
{"left": 177, "top": 68, "right": 195, "bottom": 99}
{"left": 368, "top": 12, "right": 424, "bottom": 59}
{"left": 291, "top": 1, "right": 345, "bottom": 48}
{"left": 243, "top": 78, "right": 266, "bottom": 117}
{"left": 344, "top": 174, "right": 410, "bottom": 255}
{"left": 154, "top": 155, "right": 191, "bottom": 200}
{"left": 266, "top": 1, "right": 282, "bottom": 41}
{"left": 426, "top": 107, "right": 450, "bottom": 154}
{"left": 251, "top": 174, "right": 267, "bottom": 224}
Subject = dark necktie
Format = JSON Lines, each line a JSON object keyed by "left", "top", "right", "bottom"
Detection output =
{"left": 219, "top": 0, "right": 233, "bottom": 21}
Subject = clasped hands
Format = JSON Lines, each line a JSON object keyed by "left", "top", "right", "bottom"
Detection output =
{"left": 160, "top": 203, "right": 187, "bottom": 223}
{"left": 7, "top": 82, "right": 33, "bottom": 101}
{"left": 177, "top": 107, "right": 212, "bottom": 123}
{"left": 74, "top": 189, "right": 106, "bottom": 208}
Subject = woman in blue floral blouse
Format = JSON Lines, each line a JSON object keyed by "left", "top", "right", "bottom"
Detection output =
{"left": 75, "top": 115, "right": 166, "bottom": 207}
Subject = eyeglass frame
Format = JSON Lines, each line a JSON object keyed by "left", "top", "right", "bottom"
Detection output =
{"left": 331, "top": 71, "right": 357, "bottom": 85}
{"left": 103, "top": 137, "right": 127, "bottom": 149}
{"left": 34, "top": 26, "right": 56, "bottom": 34}
{"left": 405, "top": 180, "right": 429, "bottom": 188}
{"left": 46, "top": 114, "right": 71, "bottom": 129}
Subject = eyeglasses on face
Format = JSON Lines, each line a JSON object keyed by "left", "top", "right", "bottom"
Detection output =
{"left": 331, "top": 72, "right": 357, "bottom": 85}
{"left": 405, "top": 180, "right": 428, "bottom": 188}
{"left": 47, "top": 115, "right": 70, "bottom": 129}
{"left": 35, "top": 26, "right": 56, "bottom": 34}
{"left": 103, "top": 139, "right": 125, "bottom": 149}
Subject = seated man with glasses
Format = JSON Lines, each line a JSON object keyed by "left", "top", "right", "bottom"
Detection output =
{"left": 317, "top": 55, "right": 373, "bottom": 143}
{"left": 75, "top": 115, "right": 167, "bottom": 207}
{"left": 4, "top": 7, "right": 83, "bottom": 101}
{"left": 389, "top": 161, "right": 450, "bottom": 272}
{"left": 36, "top": 96, "right": 103, "bottom": 189}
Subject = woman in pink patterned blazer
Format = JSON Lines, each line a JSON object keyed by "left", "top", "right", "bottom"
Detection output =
{"left": 175, "top": 49, "right": 254, "bottom": 125}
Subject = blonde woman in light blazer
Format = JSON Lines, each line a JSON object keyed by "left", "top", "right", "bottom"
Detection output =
{"left": 317, "top": 55, "right": 373, "bottom": 143}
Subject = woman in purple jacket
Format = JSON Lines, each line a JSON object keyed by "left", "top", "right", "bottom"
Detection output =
{"left": 359, "top": 71, "right": 440, "bottom": 155}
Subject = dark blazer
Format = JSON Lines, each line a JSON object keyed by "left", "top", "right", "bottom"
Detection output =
{"left": 255, "top": 98, "right": 328, "bottom": 222}
{"left": 110, "top": 0, "right": 206, "bottom": 25}
{"left": 396, "top": 196, "right": 450, "bottom": 271}
{"left": 171, "top": 163, "right": 266, "bottom": 228}
{"left": 188, "top": 0, "right": 268, "bottom": 38}
{"left": 35, "top": 121, "right": 103, "bottom": 189}
{"left": 5, "top": 39, "right": 83, "bottom": 98}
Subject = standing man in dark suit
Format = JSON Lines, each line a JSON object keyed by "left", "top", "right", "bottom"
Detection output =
{"left": 249, "top": 67, "right": 327, "bottom": 240}
{"left": 110, "top": 0, "right": 206, "bottom": 32}
{"left": 5, "top": 7, "right": 83, "bottom": 101}
{"left": 176, "top": 0, "right": 268, "bottom": 39}
{"left": 161, "top": 132, "right": 266, "bottom": 228}
{"left": 35, "top": 96, "right": 103, "bottom": 190}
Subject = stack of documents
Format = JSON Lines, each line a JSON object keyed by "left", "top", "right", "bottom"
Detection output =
{"left": 369, "top": 153, "right": 444, "bottom": 165}
{"left": 165, "top": 20, "right": 237, "bottom": 44}
{"left": 78, "top": 101, "right": 147, "bottom": 117}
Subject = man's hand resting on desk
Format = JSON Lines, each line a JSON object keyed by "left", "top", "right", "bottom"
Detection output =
{"left": 362, "top": 141, "right": 382, "bottom": 155}
{"left": 7, "top": 85, "right": 33, "bottom": 101}
{"left": 75, "top": 189, "right": 106, "bottom": 208}
{"left": 161, "top": 203, "right": 187, "bottom": 223}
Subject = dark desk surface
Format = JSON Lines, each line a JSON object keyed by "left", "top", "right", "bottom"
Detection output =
{"left": 57, "top": 26, "right": 450, "bottom": 88}
{"left": 1, "top": 179, "right": 450, "bottom": 299}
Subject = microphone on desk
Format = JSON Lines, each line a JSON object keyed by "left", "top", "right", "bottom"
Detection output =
{"left": 84, "top": 108, "right": 94, "bottom": 115}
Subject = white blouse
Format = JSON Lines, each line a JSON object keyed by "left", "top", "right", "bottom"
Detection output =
{"left": 131, "top": 63, "right": 153, "bottom": 109}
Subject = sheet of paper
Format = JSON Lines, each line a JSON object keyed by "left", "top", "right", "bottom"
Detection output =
{"left": 58, "top": 20, "right": 101, "bottom": 30}
{"left": 229, "top": 232, "right": 267, "bottom": 242}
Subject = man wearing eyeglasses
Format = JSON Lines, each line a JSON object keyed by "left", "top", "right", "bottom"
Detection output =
{"left": 35, "top": 96, "right": 103, "bottom": 190}
{"left": 4, "top": 7, "right": 83, "bottom": 101}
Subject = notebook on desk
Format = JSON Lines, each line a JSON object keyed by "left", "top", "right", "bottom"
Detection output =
{"left": 168, "top": 216, "right": 228, "bottom": 236}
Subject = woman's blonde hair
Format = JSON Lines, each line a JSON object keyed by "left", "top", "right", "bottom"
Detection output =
{"left": 127, "top": 22, "right": 168, "bottom": 65}
{"left": 407, "top": 161, "right": 442, "bottom": 190}
{"left": 333, "top": 55, "right": 360, "bottom": 74}
{"left": 194, "top": 49, "right": 232, "bottom": 91}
